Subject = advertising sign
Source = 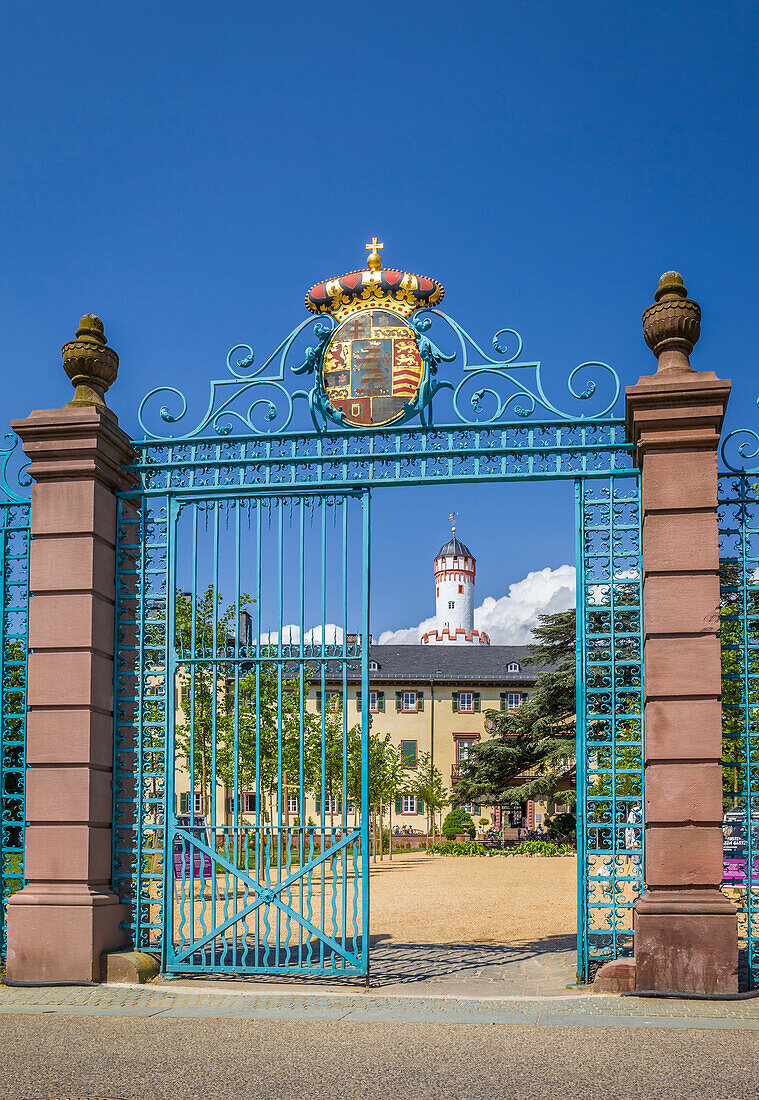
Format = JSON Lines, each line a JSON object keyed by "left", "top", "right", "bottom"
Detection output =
{"left": 173, "top": 813, "right": 213, "bottom": 880}
{"left": 722, "top": 809, "right": 759, "bottom": 886}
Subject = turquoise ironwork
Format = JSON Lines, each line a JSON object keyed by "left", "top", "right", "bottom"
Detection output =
{"left": 115, "top": 307, "right": 642, "bottom": 982}
{"left": 718, "top": 469, "right": 759, "bottom": 987}
{"left": 0, "top": 433, "right": 30, "bottom": 961}
{"left": 576, "top": 475, "right": 644, "bottom": 981}
{"left": 137, "top": 310, "right": 622, "bottom": 441}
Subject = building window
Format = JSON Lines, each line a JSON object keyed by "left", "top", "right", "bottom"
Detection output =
{"left": 401, "top": 740, "right": 418, "bottom": 767}
{"left": 402, "top": 691, "right": 417, "bottom": 712}
{"left": 316, "top": 690, "right": 342, "bottom": 712}
{"left": 369, "top": 690, "right": 378, "bottom": 712}
{"left": 369, "top": 660, "right": 379, "bottom": 671}
{"left": 287, "top": 796, "right": 299, "bottom": 815}
{"left": 458, "top": 584, "right": 463, "bottom": 593}
{"left": 457, "top": 738, "right": 476, "bottom": 763}
{"left": 436, "top": 587, "right": 439, "bottom": 596}
{"left": 507, "top": 662, "right": 520, "bottom": 672}
{"left": 448, "top": 600, "right": 455, "bottom": 609}
{"left": 508, "top": 693, "right": 522, "bottom": 710}
{"left": 401, "top": 794, "right": 417, "bottom": 814}
{"left": 316, "top": 795, "right": 340, "bottom": 815}
{"left": 242, "top": 792, "right": 256, "bottom": 814}
{"left": 459, "top": 691, "right": 474, "bottom": 712}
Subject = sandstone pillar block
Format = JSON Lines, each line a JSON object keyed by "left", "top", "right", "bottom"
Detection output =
{"left": 5, "top": 316, "right": 134, "bottom": 982}
{"left": 619, "top": 273, "right": 737, "bottom": 993}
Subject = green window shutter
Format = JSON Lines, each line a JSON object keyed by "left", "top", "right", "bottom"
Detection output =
{"left": 378, "top": 691, "right": 385, "bottom": 712}
{"left": 316, "top": 692, "right": 322, "bottom": 712}
{"left": 417, "top": 691, "right": 424, "bottom": 712}
{"left": 452, "top": 691, "right": 459, "bottom": 712}
{"left": 356, "top": 690, "right": 362, "bottom": 711}
{"left": 417, "top": 797, "right": 425, "bottom": 814}
{"left": 521, "top": 692, "right": 529, "bottom": 703}
{"left": 180, "top": 792, "right": 189, "bottom": 813}
{"left": 401, "top": 740, "right": 416, "bottom": 766}
{"left": 396, "top": 691, "right": 402, "bottom": 712}
{"left": 474, "top": 692, "right": 481, "bottom": 712}
{"left": 474, "top": 802, "right": 481, "bottom": 814}
{"left": 315, "top": 798, "right": 321, "bottom": 814}
{"left": 395, "top": 797, "right": 402, "bottom": 815}
{"left": 500, "top": 692, "right": 506, "bottom": 712}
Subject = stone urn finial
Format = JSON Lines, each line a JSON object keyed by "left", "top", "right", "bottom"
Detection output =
{"left": 62, "top": 314, "right": 119, "bottom": 408}
{"left": 642, "top": 271, "right": 701, "bottom": 372}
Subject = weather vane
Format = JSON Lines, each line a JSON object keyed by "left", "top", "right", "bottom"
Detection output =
{"left": 449, "top": 511, "right": 458, "bottom": 535}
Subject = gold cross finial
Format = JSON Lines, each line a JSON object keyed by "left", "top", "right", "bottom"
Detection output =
{"left": 365, "top": 237, "right": 384, "bottom": 271}
{"left": 449, "top": 511, "right": 458, "bottom": 535}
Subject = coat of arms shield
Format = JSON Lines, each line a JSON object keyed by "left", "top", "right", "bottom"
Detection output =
{"left": 321, "top": 308, "right": 424, "bottom": 427}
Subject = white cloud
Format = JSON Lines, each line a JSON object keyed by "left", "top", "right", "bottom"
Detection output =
{"left": 259, "top": 624, "right": 344, "bottom": 646}
{"left": 377, "top": 564, "right": 576, "bottom": 645}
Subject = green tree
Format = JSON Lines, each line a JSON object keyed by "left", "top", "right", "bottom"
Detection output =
{"left": 410, "top": 752, "right": 450, "bottom": 847}
{"left": 452, "top": 609, "right": 577, "bottom": 813}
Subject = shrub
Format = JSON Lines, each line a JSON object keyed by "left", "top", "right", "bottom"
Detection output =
{"left": 442, "top": 808, "right": 475, "bottom": 840}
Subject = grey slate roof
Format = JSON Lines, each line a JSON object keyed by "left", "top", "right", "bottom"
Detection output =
{"left": 321, "top": 644, "right": 542, "bottom": 685}
{"left": 436, "top": 535, "right": 473, "bottom": 558}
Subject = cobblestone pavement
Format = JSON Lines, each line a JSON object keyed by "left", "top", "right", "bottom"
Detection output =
{"left": 147, "top": 936, "right": 579, "bottom": 998}
{"left": 3, "top": 980, "right": 759, "bottom": 1029}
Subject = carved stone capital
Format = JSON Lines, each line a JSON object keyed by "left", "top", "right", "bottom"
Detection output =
{"left": 62, "top": 314, "right": 119, "bottom": 408}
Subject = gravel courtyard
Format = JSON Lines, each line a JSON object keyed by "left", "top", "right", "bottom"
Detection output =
{"left": 369, "top": 850, "right": 577, "bottom": 945}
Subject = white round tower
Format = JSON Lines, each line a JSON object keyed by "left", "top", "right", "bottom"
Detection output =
{"left": 420, "top": 523, "right": 490, "bottom": 645}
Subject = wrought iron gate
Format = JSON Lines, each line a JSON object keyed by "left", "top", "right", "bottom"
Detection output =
{"left": 0, "top": 436, "right": 30, "bottom": 961}
{"left": 112, "top": 299, "right": 644, "bottom": 980}
{"left": 718, "top": 448, "right": 759, "bottom": 987}
{"left": 576, "top": 474, "right": 644, "bottom": 980}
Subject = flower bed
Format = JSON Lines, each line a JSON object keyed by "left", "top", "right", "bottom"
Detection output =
{"left": 428, "top": 839, "right": 575, "bottom": 857}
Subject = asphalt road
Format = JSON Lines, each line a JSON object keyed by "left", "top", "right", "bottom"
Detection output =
{"left": 3, "top": 1014, "right": 758, "bottom": 1100}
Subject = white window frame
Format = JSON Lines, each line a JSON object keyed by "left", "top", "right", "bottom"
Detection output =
{"left": 457, "top": 738, "right": 476, "bottom": 763}
{"left": 508, "top": 693, "right": 522, "bottom": 710}
{"left": 458, "top": 691, "right": 474, "bottom": 712}
{"left": 401, "top": 794, "right": 417, "bottom": 814}
{"left": 242, "top": 792, "right": 256, "bottom": 814}
{"left": 507, "top": 662, "right": 520, "bottom": 672}
{"left": 369, "top": 690, "right": 378, "bottom": 713}
{"left": 318, "top": 795, "right": 340, "bottom": 815}
{"left": 192, "top": 791, "right": 203, "bottom": 814}
{"left": 287, "top": 796, "right": 299, "bottom": 815}
{"left": 369, "top": 660, "right": 379, "bottom": 671}
{"left": 402, "top": 690, "right": 417, "bottom": 712}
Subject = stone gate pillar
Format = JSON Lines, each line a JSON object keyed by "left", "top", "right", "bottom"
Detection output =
{"left": 620, "top": 272, "right": 737, "bottom": 993}
{"left": 5, "top": 316, "right": 133, "bottom": 981}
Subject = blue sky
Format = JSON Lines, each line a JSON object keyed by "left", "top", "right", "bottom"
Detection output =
{"left": 1, "top": 2, "right": 757, "bottom": 639}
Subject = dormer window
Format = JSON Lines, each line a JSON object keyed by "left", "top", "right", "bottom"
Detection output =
{"left": 507, "top": 662, "right": 520, "bottom": 672}
{"left": 369, "top": 660, "right": 379, "bottom": 671}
